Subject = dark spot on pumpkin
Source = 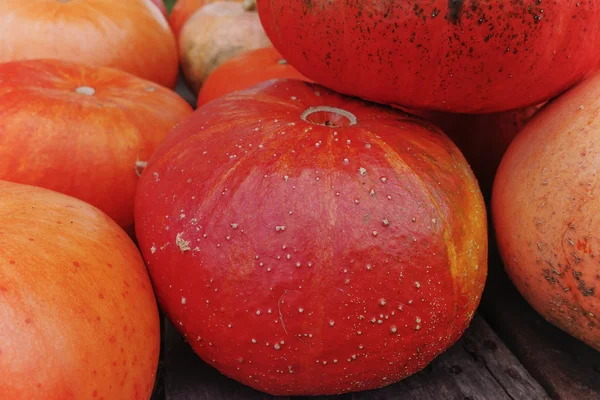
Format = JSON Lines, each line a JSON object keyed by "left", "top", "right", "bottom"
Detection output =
{"left": 98, "top": 293, "right": 104, "bottom": 299}
{"left": 9, "top": 260, "right": 15, "bottom": 265}
{"left": 25, "top": 318, "right": 32, "bottom": 324}
{"left": 447, "top": 0, "right": 465, "bottom": 24}
{"left": 73, "top": 261, "right": 80, "bottom": 268}
{"left": 92, "top": 389, "right": 98, "bottom": 397}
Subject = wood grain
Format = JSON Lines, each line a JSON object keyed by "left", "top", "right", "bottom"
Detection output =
{"left": 162, "top": 315, "right": 548, "bottom": 400}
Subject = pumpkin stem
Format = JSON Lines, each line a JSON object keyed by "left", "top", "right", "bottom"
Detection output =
{"left": 242, "top": 0, "right": 257, "bottom": 11}
{"left": 300, "top": 106, "right": 358, "bottom": 127}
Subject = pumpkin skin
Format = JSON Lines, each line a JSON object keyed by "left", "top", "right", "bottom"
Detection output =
{"left": 179, "top": 1, "right": 272, "bottom": 93}
{"left": 196, "top": 47, "right": 310, "bottom": 107}
{"left": 0, "top": 180, "right": 160, "bottom": 400}
{"left": 134, "top": 79, "right": 488, "bottom": 395}
{"left": 150, "top": 0, "right": 168, "bottom": 17}
{"left": 0, "top": 0, "right": 178, "bottom": 88}
{"left": 169, "top": 0, "right": 243, "bottom": 41}
{"left": 0, "top": 59, "right": 193, "bottom": 232}
{"left": 403, "top": 104, "right": 543, "bottom": 197}
{"left": 257, "top": 1, "right": 600, "bottom": 113}
{"left": 492, "top": 71, "right": 600, "bottom": 351}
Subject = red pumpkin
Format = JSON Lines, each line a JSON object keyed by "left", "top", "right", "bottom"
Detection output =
{"left": 196, "top": 46, "right": 310, "bottom": 107}
{"left": 0, "top": 0, "right": 178, "bottom": 88}
{"left": 493, "top": 71, "right": 600, "bottom": 351}
{"left": 257, "top": 1, "right": 600, "bottom": 113}
{"left": 135, "top": 79, "right": 487, "bottom": 395}
{"left": 402, "top": 104, "right": 544, "bottom": 197}
{"left": 150, "top": 0, "right": 169, "bottom": 18}
{"left": 169, "top": 0, "right": 243, "bottom": 41}
{"left": 0, "top": 180, "right": 160, "bottom": 400}
{"left": 0, "top": 59, "right": 193, "bottom": 232}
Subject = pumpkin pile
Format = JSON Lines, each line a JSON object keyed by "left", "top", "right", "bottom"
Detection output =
{"left": 0, "top": 0, "right": 599, "bottom": 399}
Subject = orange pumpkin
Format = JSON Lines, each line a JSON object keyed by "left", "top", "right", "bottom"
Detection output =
{"left": 0, "top": 0, "right": 178, "bottom": 88}
{"left": 0, "top": 180, "right": 160, "bottom": 400}
{"left": 0, "top": 59, "right": 193, "bottom": 232}
{"left": 169, "top": 0, "right": 243, "bottom": 41}
{"left": 197, "top": 47, "right": 310, "bottom": 107}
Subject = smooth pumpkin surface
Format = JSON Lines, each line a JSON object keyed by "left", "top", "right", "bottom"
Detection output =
{"left": 0, "top": 180, "right": 160, "bottom": 400}
{"left": 0, "top": 59, "right": 193, "bottom": 231}
{"left": 257, "top": 0, "right": 600, "bottom": 113}
{"left": 0, "top": 0, "right": 178, "bottom": 88}
{"left": 169, "top": 0, "right": 243, "bottom": 41}
{"left": 493, "top": 71, "right": 600, "bottom": 351}
{"left": 135, "top": 79, "right": 488, "bottom": 395}
{"left": 403, "top": 104, "right": 544, "bottom": 197}
{"left": 179, "top": 1, "right": 271, "bottom": 93}
{"left": 196, "top": 46, "right": 310, "bottom": 107}
{"left": 151, "top": 0, "right": 168, "bottom": 17}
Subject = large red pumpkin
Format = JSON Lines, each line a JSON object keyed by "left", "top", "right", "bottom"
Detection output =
{"left": 0, "top": 181, "right": 160, "bottom": 400}
{"left": 135, "top": 79, "right": 488, "bottom": 395}
{"left": 0, "top": 0, "right": 178, "bottom": 88}
{"left": 257, "top": 1, "right": 600, "bottom": 113}
{"left": 0, "top": 59, "right": 193, "bottom": 232}
{"left": 196, "top": 46, "right": 310, "bottom": 107}
{"left": 493, "top": 71, "right": 600, "bottom": 351}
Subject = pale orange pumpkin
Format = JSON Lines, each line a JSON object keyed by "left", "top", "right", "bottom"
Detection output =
{"left": 0, "top": 0, "right": 178, "bottom": 88}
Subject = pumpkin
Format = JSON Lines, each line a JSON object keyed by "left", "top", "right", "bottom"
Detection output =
{"left": 169, "top": 0, "right": 243, "bottom": 41}
{"left": 402, "top": 104, "right": 543, "bottom": 197}
{"left": 151, "top": 0, "right": 169, "bottom": 17}
{"left": 0, "top": 0, "right": 178, "bottom": 88}
{"left": 492, "top": 70, "right": 600, "bottom": 351}
{"left": 257, "top": 1, "right": 600, "bottom": 113}
{"left": 0, "top": 180, "right": 160, "bottom": 400}
{"left": 179, "top": 0, "right": 271, "bottom": 93}
{"left": 134, "top": 79, "right": 488, "bottom": 395}
{"left": 196, "top": 46, "right": 310, "bottom": 107}
{"left": 0, "top": 59, "right": 193, "bottom": 232}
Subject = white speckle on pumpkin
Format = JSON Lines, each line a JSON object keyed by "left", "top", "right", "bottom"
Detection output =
{"left": 181, "top": 297, "right": 186, "bottom": 305}
{"left": 231, "top": 223, "right": 238, "bottom": 229}
{"left": 175, "top": 233, "right": 191, "bottom": 252}
{"left": 75, "top": 86, "right": 95, "bottom": 96}
{"left": 150, "top": 245, "right": 156, "bottom": 254}
{"left": 276, "top": 226, "right": 286, "bottom": 232}
{"left": 359, "top": 167, "right": 367, "bottom": 176}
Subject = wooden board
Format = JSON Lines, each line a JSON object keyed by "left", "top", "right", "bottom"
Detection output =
{"left": 479, "top": 233, "right": 600, "bottom": 400}
{"left": 161, "top": 314, "right": 548, "bottom": 400}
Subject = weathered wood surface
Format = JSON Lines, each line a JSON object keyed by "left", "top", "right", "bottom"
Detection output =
{"left": 479, "top": 234, "right": 600, "bottom": 400}
{"left": 161, "top": 314, "right": 548, "bottom": 400}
